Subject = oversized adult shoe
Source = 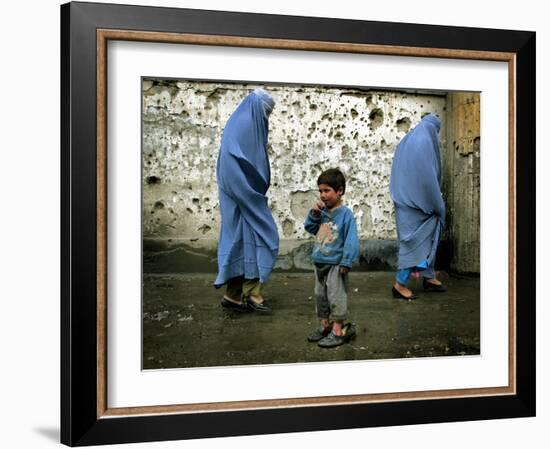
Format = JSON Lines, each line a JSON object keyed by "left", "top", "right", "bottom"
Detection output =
{"left": 317, "top": 331, "right": 346, "bottom": 348}
{"left": 422, "top": 278, "right": 448, "bottom": 292}
{"left": 341, "top": 322, "right": 357, "bottom": 341}
{"left": 307, "top": 326, "right": 331, "bottom": 342}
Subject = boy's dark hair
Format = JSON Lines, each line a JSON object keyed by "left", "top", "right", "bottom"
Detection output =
{"left": 317, "top": 168, "right": 346, "bottom": 194}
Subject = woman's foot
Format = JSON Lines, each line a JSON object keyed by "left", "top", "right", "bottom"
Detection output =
{"left": 422, "top": 278, "right": 447, "bottom": 292}
{"left": 392, "top": 283, "right": 418, "bottom": 300}
{"left": 220, "top": 296, "right": 251, "bottom": 312}
{"left": 247, "top": 295, "right": 264, "bottom": 304}
{"left": 223, "top": 295, "right": 243, "bottom": 304}
{"left": 425, "top": 278, "right": 442, "bottom": 286}
{"left": 244, "top": 295, "right": 272, "bottom": 313}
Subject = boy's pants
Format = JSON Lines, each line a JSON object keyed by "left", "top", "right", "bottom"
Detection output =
{"left": 225, "top": 276, "right": 262, "bottom": 299}
{"left": 314, "top": 263, "right": 348, "bottom": 321}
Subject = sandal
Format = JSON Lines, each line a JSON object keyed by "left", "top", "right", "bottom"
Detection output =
{"left": 392, "top": 286, "right": 418, "bottom": 301}
{"left": 221, "top": 297, "right": 251, "bottom": 313}
{"left": 423, "top": 278, "right": 448, "bottom": 292}
{"left": 244, "top": 296, "right": 272, "bottom": 313}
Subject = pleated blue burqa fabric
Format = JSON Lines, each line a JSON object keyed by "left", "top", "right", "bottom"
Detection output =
{"left": 389, "top": 114, "right": 445, "bottom": 270}
{"left": 214, "top": 88, "right": 279, "bottom": 287}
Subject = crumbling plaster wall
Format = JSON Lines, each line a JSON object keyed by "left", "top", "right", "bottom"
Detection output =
{"left": 143, "top": 80, "right": 447, "bottom": 269}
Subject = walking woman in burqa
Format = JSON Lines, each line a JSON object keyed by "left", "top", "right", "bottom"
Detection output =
{"left": 389, "top": 113, "right": 448, "bottom": 300}
{"left": 214, "top": 88, "right": 279, "bottom": 313}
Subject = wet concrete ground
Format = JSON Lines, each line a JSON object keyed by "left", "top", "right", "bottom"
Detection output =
{"left": 143, "top": 272, "right": 479, "bottom": 369}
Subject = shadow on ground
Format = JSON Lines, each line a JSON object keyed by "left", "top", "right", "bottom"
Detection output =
{"left": 143, "top": 272, "right": 479, "bottom": 369}
{"left": 33, "top": 427, "right": 59, "bottom": 443}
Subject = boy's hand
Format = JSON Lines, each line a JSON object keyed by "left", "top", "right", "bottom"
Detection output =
{"left": 311, "top": 199, "right": 325, "bottom": 216}
{"left": 340, "top": 266, "right": 349, "bottom": 276}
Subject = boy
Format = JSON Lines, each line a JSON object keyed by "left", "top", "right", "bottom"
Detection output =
{"left": 304, "top": 168, "right": 360, "bottom": 348}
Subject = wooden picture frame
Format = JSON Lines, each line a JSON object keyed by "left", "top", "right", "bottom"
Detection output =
{"left": 61, "top": 1, "right": 535, "bottom": 446}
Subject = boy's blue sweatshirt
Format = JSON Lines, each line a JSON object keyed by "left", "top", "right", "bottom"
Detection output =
{"left": 304, "top": 205, "right": 360, "bottom": 268}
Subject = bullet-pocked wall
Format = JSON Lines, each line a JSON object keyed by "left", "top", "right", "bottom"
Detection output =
{"left": 142, "top": 80, "right": 448, "bottom": 272}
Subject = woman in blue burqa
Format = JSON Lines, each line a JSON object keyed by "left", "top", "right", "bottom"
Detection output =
{"left": 214, "top": 88, "right": 279, "bottom": 313}
{"left": 389, "top": 113, "right": 448, "bottom": 300}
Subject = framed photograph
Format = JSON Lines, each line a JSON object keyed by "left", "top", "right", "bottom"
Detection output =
{"left": 61, "top": 1, "right": 535, "bottom": 446}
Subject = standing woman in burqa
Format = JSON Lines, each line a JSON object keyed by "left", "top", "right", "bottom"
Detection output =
{"left": 214, "top": 88, "right": 279, "bottom": 313}
{"left": 389, "top": 113, "right": 448, "bottom": 300}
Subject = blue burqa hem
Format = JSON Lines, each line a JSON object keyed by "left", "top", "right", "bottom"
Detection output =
{"left": 395, "top": 259, "right": 429, "bottom": 285}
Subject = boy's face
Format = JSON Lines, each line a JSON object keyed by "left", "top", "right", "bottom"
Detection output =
{"left": 318, "top": 183, "right": 343, "bottom": 209}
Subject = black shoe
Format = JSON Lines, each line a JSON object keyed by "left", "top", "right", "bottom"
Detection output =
{"left": 423, "top": 278, "right": 448, "bottom": 292}
{"left": 307, "top": 326, "right": 331, "bottom": 342}
{"left": 221, "top": 297, "right": 251, "bottom": 313}
{"left": 392, "top": 286, "right": 418, "bottom": 301}
{"left": 244, "top": 296, "right": 272, "bottom": 313}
